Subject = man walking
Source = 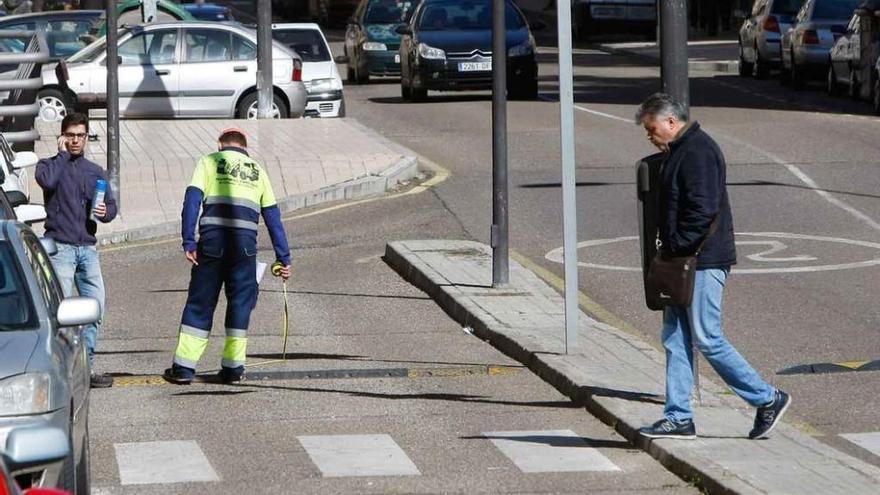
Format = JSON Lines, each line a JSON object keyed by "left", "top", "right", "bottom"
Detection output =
{"left": 36, "top": 112, "right": 117, "bottom": 388}
{"left": 163, "top": 127, "right": 291, "bottom": 385}
{"left": 635, "top": 93, "right": 790, "bottom": 440}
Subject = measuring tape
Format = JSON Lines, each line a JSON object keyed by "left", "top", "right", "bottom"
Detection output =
{"left": 249, "top": 261, "right": 290, "bottom": 369}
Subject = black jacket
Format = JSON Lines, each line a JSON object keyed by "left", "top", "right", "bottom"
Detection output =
{"left": 658, "top": 122, "right": 736, "bottom": 269}
{"left": 36, "top": 151, "right": 117, "bottom": 246}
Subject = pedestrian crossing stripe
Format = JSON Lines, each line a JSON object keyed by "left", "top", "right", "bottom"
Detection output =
{"left": 114, "top": 440, "right": 219, "bottom": 485}
{"left": 484, "top": 430, "right": 620, "bottom": 473}
{"left": 297, "top": 434, "right": 421, "bottom": 477}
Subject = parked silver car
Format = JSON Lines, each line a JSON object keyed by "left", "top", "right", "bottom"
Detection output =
{"left": 0, "top": 221, "right": 99, "bottom": 494}
{"left": 739, "top": 0, "right": 801, "bottom": 78}
{"left": 780, "top": 0, "right": 861, "bottom": 88}
{"left": 36, "top": 21, "right": 308, "bottom": 121}
{"left": 827, "top": 11, "right": 861, "bottom": 96}
{"left": 0, "top": 133, "right": 38, "bottom": 208}
{"left": 273, "top": 23, "right": 344, "bottom": 118}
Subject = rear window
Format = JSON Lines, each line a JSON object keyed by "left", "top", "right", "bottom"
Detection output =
{"left": 812, "top": 0, "right": 861, "bottom": 20}
{"left": 364, "top": 0, "right": 416, "bottom": 24}
{"left": 0, "top": 242, "right": 36, "bottom": 330}
{"left": 273, "top": 29, "right": 331, "bottom": 62}
{"left": 419, "top": 0, "right": 525, "bottom": 30}
{"left": 770, "top": 0, "right": 801, "bottom": 15}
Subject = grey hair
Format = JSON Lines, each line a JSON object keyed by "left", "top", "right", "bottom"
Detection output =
{"left": 634, "top": 92, "right": 689, "bottom": 125}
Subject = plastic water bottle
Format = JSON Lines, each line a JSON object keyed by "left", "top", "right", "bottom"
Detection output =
{"left": 92, "top": 179, "right": 106, "bottom": 222}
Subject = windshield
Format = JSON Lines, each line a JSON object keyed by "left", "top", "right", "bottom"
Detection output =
{"left": 365, "top": 0, "right": 416, "bottom": 24}
{"left": 418, "top": 0, "right": 525, "bottom": 31}
{"left": 813, "top": 0, "right": 861, "bottom": 19}
{"left": 273, "top": 29, "right": 331, "bottom": 62}
{"left": 0, "top": 242, "right": 36, "bottom": 331}
{"left": 67, "top": 35, "right": 108, "bottom": 63}
{"left": 771, "top": 0, "right": 801, "bottom": 15}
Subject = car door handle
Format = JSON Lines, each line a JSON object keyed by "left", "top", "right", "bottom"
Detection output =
{"left": 234, "top": 66, "right": 248, "bottom": 72}
{"left": 155, "top": 69, "right": 170, "bottom": 76}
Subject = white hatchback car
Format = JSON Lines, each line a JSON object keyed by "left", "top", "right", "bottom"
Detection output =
{"left": 272, "top": 23, "right": 344, "bottom": 118}
{"left": 37, "top": 21, "right": 308, "bottom": 121}
{"left": 0, "top": 133, "right": 38, "bottom": 207}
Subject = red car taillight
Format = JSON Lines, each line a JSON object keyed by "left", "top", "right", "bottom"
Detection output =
{"left": 292, "top": 60, "right": 302, "bottom": 82}
{"left": 801, "top": 29, "right": 820, "bottom": 45}
{"left": 762, "top": 15, "right": 780, "bottom": 33}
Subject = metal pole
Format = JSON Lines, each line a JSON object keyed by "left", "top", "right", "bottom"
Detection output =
{"left": 659, "top": 0, "right": 689, "bottom": 116}
{"left": 257, "top": 0, "right": 274, "bottom": 119}
{"left": 106, "top": 0, "right": 120, "bottom": 212}
{"left": 491, "top": 0, "right": 509, "bottom": 286}
{"left": 557, "top": 0, "right": 578, "bottom": 353}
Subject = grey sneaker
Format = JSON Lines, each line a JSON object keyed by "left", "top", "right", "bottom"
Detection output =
{"left": 639, "top": 418, "right": 696, "bottom": 439}
{"left": 749, "top": 390, "right": 791, "bottom": 440}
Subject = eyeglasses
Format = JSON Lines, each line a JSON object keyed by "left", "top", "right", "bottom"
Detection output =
{"left": 62, "top": 132, "right": 87, "bottom": 140}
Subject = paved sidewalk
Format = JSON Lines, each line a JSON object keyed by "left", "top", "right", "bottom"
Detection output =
{"left": 385, "top": 239, "right": 880, "bottom": 494}
{"left": 597, "top": 39, "right": 740, "bottom": 74}
{"left": 28, "top": 118, "right": 417, "bottom": 245}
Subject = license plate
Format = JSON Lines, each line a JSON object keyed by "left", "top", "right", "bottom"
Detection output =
{"left": 459, "top": 61, "right": 491, "bottom": 72}
{"left": 394, "top": 54, "right": 400, "bottom": 63}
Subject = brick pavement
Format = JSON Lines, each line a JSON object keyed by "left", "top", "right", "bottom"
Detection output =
{"left": 28, "top": 118, "right": 417, "bottom": 244}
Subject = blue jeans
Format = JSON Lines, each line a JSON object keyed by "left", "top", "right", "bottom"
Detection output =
{"left": 662, "top": 268, "right": 775, "bottom": 423}
{"left": 51, "top": 243, "right": 105, "bottom": 366}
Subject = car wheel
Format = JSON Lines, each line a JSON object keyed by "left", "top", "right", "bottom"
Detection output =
{"left": 827, "top": 65, "right": 840, "bottom": 96}
{"left": 411, "top": 86, "right": 427, "bottom": 102}
{"left": 239, "top": 92, "right": 289, "bottom": 119}
{"left": 790, "top": 56, "right": 804, "bottom": 89}
{"left": 401, "top": 79, "right": 411, "bottom": 101}
{"left": 738, "top": 43, "right": 753, "bottom": 77}
{"left": 337, "top": 98, "right": 346, "bottom": 118}
{"left": 779, "top": 58, "right": 791, "bottom": 86}
{"left": 357, "top": 65, "right": 370, "bottom": 84}
{"left": 873, "top": 75, "right": 880, "bottom": 115}
{"left": 848, "top": 68, "right": 860, "bottom": 100}
{"left": 37, "top": 88, "right": 69, "bottom": 122}
{"left": 59, "top": 426, "right": 76, "bottom": 492}
{"left": 753, "top": 46, "right": 769, "bottom": 79}
{"left": 509, "top": 79, "right": 539, "bottom": 100}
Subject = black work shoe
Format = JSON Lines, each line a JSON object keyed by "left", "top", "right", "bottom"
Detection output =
{"left": 90, "top": 373, "right": 114, "bottom": 388}
{"left": 639, "top": 418, "right": 697, "bottom": 439}
{"left": 163, "top": 367, "right": 194, "bottom": 385}
{"left": 218, "top": 367, "right": 244, "bottom": 384}
{"left": 749, "top": 390, "right": 791, "bottom": 440}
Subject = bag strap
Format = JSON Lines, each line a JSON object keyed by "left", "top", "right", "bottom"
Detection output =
{"left": 695, "top": 215, "right": 720, "bottom": 255}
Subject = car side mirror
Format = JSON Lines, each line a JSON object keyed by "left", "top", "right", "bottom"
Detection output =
{"left": 16, "top": 204, "right": 47, "bottom": 225}
{"left": 530, "top": 20, "right": 547, "bottom": 31}
{"left": 6, "top": 190, "right": 27, "bottom": 208}
{"left": 3, "top": 426, "right": 69, "bottom": 475}
{"left": 57, "top": 296, "right": 101, "bottom": 327}
{"left": 395, "top": 24, "right": 412, "bottom": 35}
{"left": 12, "top": 151, "right": 38, "bottom": 170}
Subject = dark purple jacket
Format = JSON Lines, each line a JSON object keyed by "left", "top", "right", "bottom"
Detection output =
{"left": 36, "top": 151, "right": 117, "bottom": 246}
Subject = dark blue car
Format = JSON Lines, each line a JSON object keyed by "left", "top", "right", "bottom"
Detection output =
{"left": 397, "top": 0, "right": 540, "bottom": 101}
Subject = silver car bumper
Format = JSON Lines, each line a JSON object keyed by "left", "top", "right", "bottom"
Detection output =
{"left": 279, "top": 81, "right": 308, "bottom": 118}
{"left": 794, "top": 44, "right": 832, "bottom": 69}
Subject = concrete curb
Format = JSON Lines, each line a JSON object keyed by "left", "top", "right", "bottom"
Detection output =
{"left": 96, "top": 154, "right": 419, "bottom": 246}
{"left": 595, "top": 43, "right": 739, "bottom": 74}
{"left": 384, "top": 240, "right": 880, "bottom": 495}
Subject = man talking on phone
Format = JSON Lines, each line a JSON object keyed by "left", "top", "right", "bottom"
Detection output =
{"left": 36, "top": 112, "right": 118, "bottom": 388}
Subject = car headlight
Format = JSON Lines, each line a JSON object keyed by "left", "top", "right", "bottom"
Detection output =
{"left": 363, "top": 42, "right": 388, "bottom": 51}
{"left": 305, "top": 78, "right": 343, "bottom": 93}
{"left": 0, "top": 373, "right": 51, "bottom": 416}
{"left": 418, "top": 42, "right": 445, "bottom": 60}
{"left": 508, "top": 38, "right": 534, "bottom": 57}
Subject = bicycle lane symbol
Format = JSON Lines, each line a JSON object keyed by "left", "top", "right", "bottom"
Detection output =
{"left": 544, "top": 232, "right": 880, "bottom": 274}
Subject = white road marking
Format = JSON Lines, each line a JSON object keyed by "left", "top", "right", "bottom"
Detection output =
{"left": 538, "top": 95, "right": 632, "bottom": 123}
{"left": 298, "top": 434, "right": 421, "bottom": 477}
{"left": 547, "top": 97, "right": 880, "bottom": 234}
{"left": 544, "top": 232, "right": 880, "bottom": 274}
{"left": 114, "top": 440, "right": 219, "bottom": 485}
{"left": 841, "top": 432, "right": 880, "bottom": 457}
{"left": 485, "top": 430, "right": 620, "bottom": 473}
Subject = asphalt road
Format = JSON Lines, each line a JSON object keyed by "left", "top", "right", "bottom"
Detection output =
{"left": 331, "top": 38, "right": 880, "bottom": 467}
{"left": 89, "top": 191, "right": 695, "bottom": 493}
